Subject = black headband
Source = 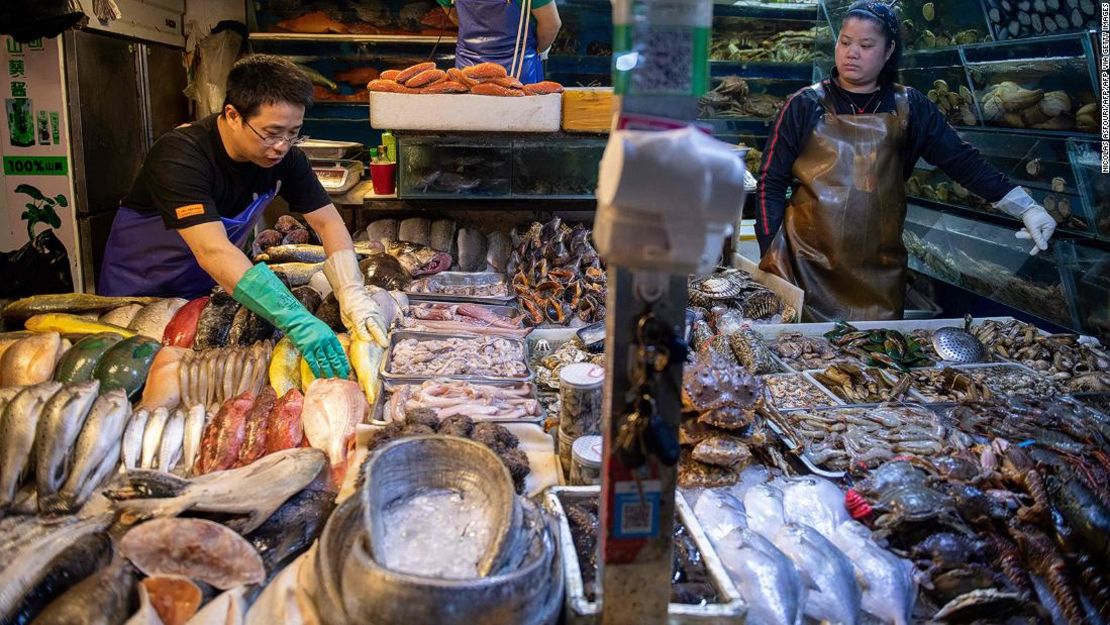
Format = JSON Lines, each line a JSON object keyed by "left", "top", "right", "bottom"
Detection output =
{"left": 847, "top": 1, "right": 900, "bottom": 41}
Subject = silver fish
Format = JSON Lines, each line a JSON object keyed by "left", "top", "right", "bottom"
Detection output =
{"left": 772, "top": 523, "right": 861, "bottom": 625}
{"left": 72, "top": 440, "right": 122, "bottom": 510}
{"left": 0, "top": 386, "right": 22, "bottom": 420}
{"left": 485, "top": 231, "right": 512, "bottom": 273}
{"left": 179, "top": 350, "right": 194, "bottom": 408}
{"left": 271, "top": 262, "right": 324, "bottom": 287}
{"left": 128, "top": 298, "right": 188, "bottom": 340}
{"left": 121, "top": 408, "right": 151, "bottom": 472}
{"left": 28, "top": 553, "right": 136, "bottom": 625}
{"left": 108, "top": 448, "right": 328, "bottom": 534}
{"left": 50, "top": 390, "right": 131, "bottom": 513}
{"left": 34, "top": 380, "right": 100, "bottom": 503}
{"left": 182, "top": 405, "right": 207, "bottom": 476}
{"left": 0, "top": 382, "right": 61, "bottom": 510}
{"left": 717, "top": 527, "right": 804, "bottom": 625}
{"left": 141, "top": 408, "right": 171, "bottom": 470}
{"left": 157, "top": 409, "right": 185, "bottom": 472}
{"left": 830, "top": 521, "right": 916, "bottom": 625}
{"left": 0, "top": 515, "right": 112, "bottom": 622}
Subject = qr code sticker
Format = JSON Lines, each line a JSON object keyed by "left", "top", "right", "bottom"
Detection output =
{"left": 630, "top": 27, "right": 694, "bottom": 94}
{"left": 618, "top": 497, "right": 656, "bottom": 536}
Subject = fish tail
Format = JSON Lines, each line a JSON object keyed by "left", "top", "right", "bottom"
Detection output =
{"left": 37, "top": 492, "right": 75, "bottom": 516}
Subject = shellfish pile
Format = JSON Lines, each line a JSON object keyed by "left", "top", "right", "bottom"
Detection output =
{"left": 688, "top": 269, "right": 793, "bottom": 324}
{"left": 978, "top": 81, "right": 1097, "bottom": 133}
{"left": 698, "top": 77, "right": 786, "bottom": 120}
{"left": 972, "top": 319, "right": 1110, "bottom": 391}
{"left": 509, "top": 218, "right": 606, "bottom": 326}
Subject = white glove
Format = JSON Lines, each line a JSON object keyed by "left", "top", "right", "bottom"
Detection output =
{"left": 323, "top": 249, "right": 389, "bottom": 346}
{"left": 993, "top": 187, "right": 1056, "bottom": 255}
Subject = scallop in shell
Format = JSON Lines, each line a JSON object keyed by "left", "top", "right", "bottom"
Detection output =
{"left": 922, "top": 2, "right": 935, "bottom": 20}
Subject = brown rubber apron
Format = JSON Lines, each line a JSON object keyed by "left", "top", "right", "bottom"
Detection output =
{"left": 760, "top": 82, "right": 911, "bottom": 322}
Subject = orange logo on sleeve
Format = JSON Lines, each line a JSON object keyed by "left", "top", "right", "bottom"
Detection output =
{"left": 175, "top": 204, "right": 206, "bottom": 219}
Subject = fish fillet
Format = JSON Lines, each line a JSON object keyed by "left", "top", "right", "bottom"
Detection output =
{"left": 301, "top": 379, "right": 368, "bottom": 486}
{"left": 141, "top": 346, "right": 188, "bottom": 411}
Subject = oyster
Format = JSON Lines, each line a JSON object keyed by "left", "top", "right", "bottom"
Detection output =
{"left": 728, "top": 326, "right": 779, "bottom": 374}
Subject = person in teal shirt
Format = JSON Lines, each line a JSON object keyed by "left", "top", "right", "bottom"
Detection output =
{"left": 437, "top": 0, "right": 562, "bottom": 83}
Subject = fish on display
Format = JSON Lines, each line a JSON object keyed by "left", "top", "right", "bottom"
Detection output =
{"left": 772, "top": 523, "right": 862, "bottom": 625}
{"left": 161, "top": 296, "right": 209, "bottom": 348}
{"left": 246, "top": 486, "right": 335, "bottom": 575}
{"left": 45, "top": 389, "right": 130, "bottom": 514}
{"left": 716, "top": 527, "right": 805, "bottom": 625}
{"left": 193, "top": 289, "right": 240, "bottom": 350}
{"left": 271, "top": 262, "right": 324, "bottom": 287}
{"left": 33, "top": 380, "right": 101, "bottom": 507}
{"left": 265, "top": 389, "right": 305, "bottom": 454}
{"left": 119, "top": 517, "right": 266, "bottom": 589}
{"left": 430, "top": 219, "right": 456, "bottom": 255}
{"left": 139, "top": 346, "right": 188, "bottom": 411}
{"left": 23, "top": 314, "right": 137, "bottom": 339}
{"left": 128, "top": 298, "right": 188, "bottom": 340}
{"left": 26, "top": 554, "right": 136, "bottom": 625}
{"left": 295, "top": 63, "right": 338, "bottom": 91}
{"left": 359, "top": 255, "right": 412, "bottom": 291}
{"left": 0, "top": 516, "right": 113, "bottom": 624}
{"left": 93, "top": 336, "right": 162, "bottom": 400}
{"left": 98, "top": 303, "right": 144, "bottom": 328}
{"left": 53, "top": 333, "right": 124, "bottom": 384}
{"left": 0, "top": 382, "right": 61, "bottom": 512}
{"left": 121, "top": 407, "right": 150, "bottom": 472}
{"left": 457, "top": 227, "right": 488, "bottom": 272}
{"left": 486, "top": 231, "right": 512, "bottom": 273}
{"left": 2, "top": 293, "right": 160, "bottom": 322}
{"left": 157, "top": 409, "right": 186, "bottom": 472}
{"left": 227, "top": 305, "right": 275, "bottom": 346}
{"left": 397, "top": 217, "right": 431, "bottom": 247}
{"left": 366, "top": 219, "right": 399, "bottom": 243}
{"left": 313, "top": 294, "right": 346, "bottom": 333}
{"left": 238, "top": 387, "right": 279, "bottom": 468}
{"left": 141, "top": 407, "right": 172, "bottom": 471}
{"left": 181, "top": 405, "right": 208, "bottom": 475}
{"left": 302, "top": 379, "right": 369, "bottom": 486}
{"left": 0, "top": 332, "right": 63, "bottom": 387}
{"left": 194, "top": 392, "right": 254, "bottom": 475}
{"left": 108, "top": 448, "right": 328, "bottom": 534}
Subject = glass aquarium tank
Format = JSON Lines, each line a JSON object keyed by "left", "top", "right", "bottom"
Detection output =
{"left": 940, "top": 212, "right": 1072, "bottom": 327}
{"left": 907, "top": 130, "right": 1093, "bottom": 236}
{"left": 712, "top": 15, "right": 828, "bottom": 64}
{"left": 1058, "top": 241, "right": 1110, "bottom": 342}
{"left": 511, "top": 137, "right": 605, "bottom": 198}
{"left": 904, "top": 204, "right": 962, "bottom": 287}
{"left": 819, "top": 0, "right": 988, "bottom": 50}
{"left": 981, "top": 0, "right": 1098, "bottom": 41}
{"left": 963, "top": 34, "right": 1099, "bottom": 134}
{"left": 699, "top": 76, "right": 798, "bottom": 121}
{"left": 1068, "top": 138, "right": 1110, "bottom": 240}
{"left": 398, "top": 136, "right": 512, "bottom": 198}
{"left": 899, "top": 48, "right": 979, "bottom": 127}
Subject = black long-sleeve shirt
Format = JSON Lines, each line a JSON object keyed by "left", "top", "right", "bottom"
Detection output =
{"left": 755, "top": 78, "right": 1014, "bottom": 253}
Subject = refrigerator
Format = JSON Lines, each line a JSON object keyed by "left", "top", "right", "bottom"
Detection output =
{"left": 63, "top": 27, "right": 188, "bottom": 291}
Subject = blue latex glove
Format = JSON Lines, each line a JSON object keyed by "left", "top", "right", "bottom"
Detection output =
{"left": 233, "top": 263, "right": 351, "bottom": 378}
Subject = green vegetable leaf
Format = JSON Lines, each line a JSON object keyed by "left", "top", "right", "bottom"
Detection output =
{"left": 14, "top": 184, "right": 45, "bottom": 200}
{"left": 53, "top": 194, "right": 68, "bottom": 207}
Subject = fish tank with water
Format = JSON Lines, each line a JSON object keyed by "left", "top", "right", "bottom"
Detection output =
{"left": 511, "top": 137, "right": 605, "bottom": 199}
{"left": 903, "top": 204, "right": 962, "bottom": 288}
{"left": 398, "top": 135, "right": 513, "bottom": 198}
{"left": 1057, "top": 241, "right": 1110, "bottom": 343}
{"left": 249, "top": 0, "right": 458, "bottom": 37}
{"left": 939, "top": 212, "right": 1072, "bottom": 328}
{"left": 1068, "top": 138, "right": 1110, "bottom": 241}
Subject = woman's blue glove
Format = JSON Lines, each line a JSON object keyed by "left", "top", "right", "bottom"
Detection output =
{"left": 233, "top": 263, "right": 351, "bottom": 378}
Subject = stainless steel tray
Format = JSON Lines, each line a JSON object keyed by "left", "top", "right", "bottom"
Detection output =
{"left": 380, "top": 330, "right": 533, "bottom": 389}
{"left": 405, "top": 271, "right": 515, "bottom": 304}
{"left": 400, "top": 300, "right": 531, "bottom": 337}
{"left": 543, "top": 486, "right": 746, "bottom": 625}
{"left": 373, "top": 379, "right": 545, "bottom": 426}
{"left": 300, "top": 139, "right": 362, "bottom": 159}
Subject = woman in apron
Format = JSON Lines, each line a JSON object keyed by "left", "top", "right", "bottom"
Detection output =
{"left": 438, "top": 0, "right": 562, "bottom": 83}
{"left": 756, "top": 0, "right": 1057, "bottom": 321}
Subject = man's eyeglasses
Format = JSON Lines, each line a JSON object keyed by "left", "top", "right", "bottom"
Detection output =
{"left": 242, "top": 116, "right": 309, "bottom": 148}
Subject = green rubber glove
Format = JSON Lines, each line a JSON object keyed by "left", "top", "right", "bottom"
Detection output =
{"left": 233, "top": 263, "right": 351, "bottom": 379}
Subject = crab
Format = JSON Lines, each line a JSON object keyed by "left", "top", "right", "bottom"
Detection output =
{"left": 681, "top": 346, "right": 762, "bottom": 430}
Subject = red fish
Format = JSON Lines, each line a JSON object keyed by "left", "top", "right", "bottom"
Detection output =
{"left": 266, "top": 389, "right": 305, "bottom": 454}
{"left": 162, "top": 296, "right": 209, "bottom": 348}
{"left": 194, "top": 392, "right": 254, "bottom": 475}
{"left": 237, "top": 387, "right": 277, "bottom": 468}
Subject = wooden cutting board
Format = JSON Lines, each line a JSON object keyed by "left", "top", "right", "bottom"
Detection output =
{"left": 561, "top": 87, "right": 614, "bottom": 133}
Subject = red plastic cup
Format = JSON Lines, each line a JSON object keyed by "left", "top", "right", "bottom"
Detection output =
{"left": 370, "top": 162, "right": 396, "bottom": 196}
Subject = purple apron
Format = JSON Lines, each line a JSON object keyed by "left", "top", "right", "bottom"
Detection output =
{"left": 455, "top": 0, "right": 543, "bottom": 84}
{"left": 97, "top": 186, "right": 277, "bottom": 298}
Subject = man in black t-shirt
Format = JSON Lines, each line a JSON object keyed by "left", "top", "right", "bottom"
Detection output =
{"left": 99, "top": 55, "right": 387, "bottom": 379}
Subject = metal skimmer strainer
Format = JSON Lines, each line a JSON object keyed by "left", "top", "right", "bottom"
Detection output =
{"left": 932, "top": 326, "right": 987, "bottom": 363}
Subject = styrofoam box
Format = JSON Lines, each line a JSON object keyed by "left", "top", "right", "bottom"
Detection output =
{"left": 369, "top": 92, "right": 562, "bottom": 132}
